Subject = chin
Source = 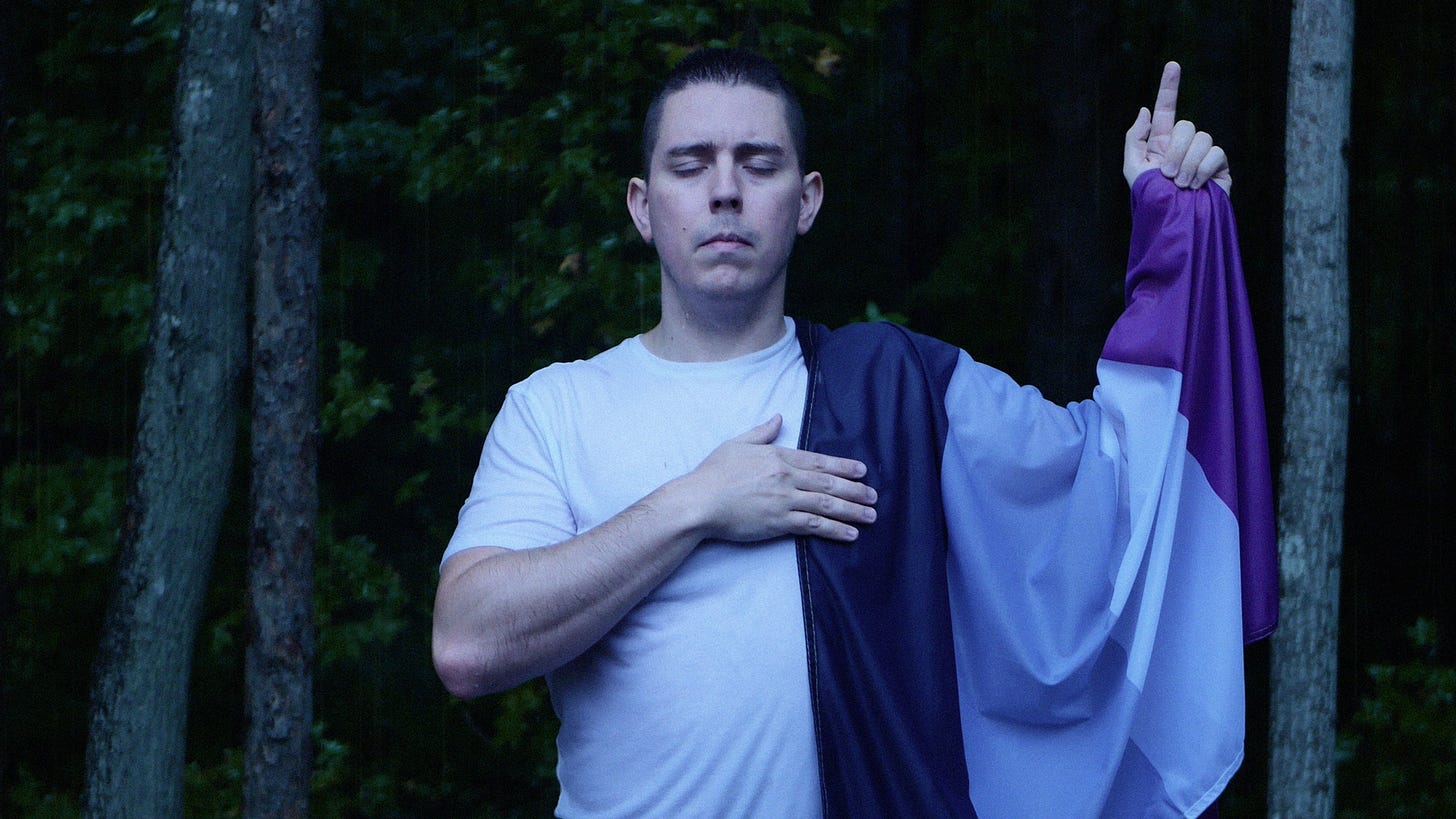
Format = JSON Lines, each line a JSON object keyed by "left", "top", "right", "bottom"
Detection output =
{"left": 661, "top": 260, "right": 786, "bottom": 310}
{"left": 699, "top": 274, "right": 780, "bottom": 303}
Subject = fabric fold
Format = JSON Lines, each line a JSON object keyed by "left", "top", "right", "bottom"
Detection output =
{"left": 797, "top": 170, "right": 1275, "bottom": 817}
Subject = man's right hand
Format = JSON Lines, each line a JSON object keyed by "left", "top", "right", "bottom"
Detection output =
{"left": 675, "top": 415, "right": 878, "bottom": 544}
{"left": 433, "top": 415, "right": 876, "bottom": 697}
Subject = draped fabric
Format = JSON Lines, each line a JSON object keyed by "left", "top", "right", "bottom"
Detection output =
{"left": 796, "top": 171, "right": 1276, "bottom": 817}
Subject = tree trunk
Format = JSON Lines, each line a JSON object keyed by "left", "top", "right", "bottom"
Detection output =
{"left": 1023, "top": 0, "right": 1118, "bottom": 403}
{"left": 1268, "top": 1, "right": 1354, "bottom": 817}
{"left": 81, "top": 0, "right": 253, "bottom": 813}
{"left": 245, "top": 0, "right": 323, "bottom": 814}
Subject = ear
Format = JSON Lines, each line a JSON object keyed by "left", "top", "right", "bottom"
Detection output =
{"left": 627, "top": 176, "right": 652, "bottom": 243}
{"left": 797, "top": 171, "right": 824, "bottom": 235}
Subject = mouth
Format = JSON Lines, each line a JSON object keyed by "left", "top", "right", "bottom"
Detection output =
{"left": 699, "top": 231, "right": 752, "bottom": 250}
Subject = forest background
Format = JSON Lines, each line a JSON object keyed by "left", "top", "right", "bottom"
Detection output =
{"left": 4, "top": 0, "right": 1452, "bottom": 816}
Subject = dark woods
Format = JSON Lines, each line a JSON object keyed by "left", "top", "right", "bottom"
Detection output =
{"left": 3, "top": 0, "right": 1453, "bottom": 815}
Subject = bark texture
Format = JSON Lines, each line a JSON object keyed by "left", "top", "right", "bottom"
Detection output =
{"left": 1268, "top": 1, "right": 1354, "bottom": 816}
{"left": 82, "top": 0, "right": 254, "bottom": 813}
{"left": 245, "top": 0, "right": 323, "bottom": 814}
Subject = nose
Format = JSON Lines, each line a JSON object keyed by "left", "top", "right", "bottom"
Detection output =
{"left": 709, "top": 163, "right": 741, "bottom": 213}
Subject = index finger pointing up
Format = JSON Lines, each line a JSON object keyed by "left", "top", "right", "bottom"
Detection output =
{"left": 1150, "top": 61, "right": 1181, "bottom": 141}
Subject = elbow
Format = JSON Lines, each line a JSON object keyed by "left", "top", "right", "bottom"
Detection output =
{"left": 432, "top": 633, "right": 511, "bottom": 699}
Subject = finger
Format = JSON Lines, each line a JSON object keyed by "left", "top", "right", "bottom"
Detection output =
{"left": 1122, "top": 107, "right": 1153, "bottom": 186}
{"left": 796, "top": 489, "right": 877, "bottom": 527}
{"left": 1193, "top": 144, "right": 1228, "bottom": 190}
{"left": 785, "top": 510, "right": 861, "bottom": 542}
{"left": 1149, "top": 61, "right": 1181, "bottom": 141}
{"left": 782, "top": 448, "right": 868, "bottom": 480}
{"left": 731, "top": 414, "right": 782, "bottom": 445}
{"left": 795, "top": 469, "right": 878, "bottom": 506}
{"left": 1124, "top": 106, "right": 1151, "bottom": 162}
{"left": 1211, "top": 166, "right": 1232, "bottom": 195}
{"left": 1162, "top": 120, "right": 1197, "bottom": 176}
{"left": 783, "top": 491, "right": 877, "bottom": 541}
{"left": 1176, "top": 130, "right": 1214, "bottom": 187}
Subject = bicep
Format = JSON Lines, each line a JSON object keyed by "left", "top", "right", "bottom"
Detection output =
{"left": 443, "top": 387, "right": 577, "bottom": 567}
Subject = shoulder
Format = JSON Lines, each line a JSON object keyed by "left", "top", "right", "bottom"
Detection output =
{"left": 804, "top": 320, "right": 961, "bottom": 377}
{"left": 508, "top": 336, "right": 641, "bottom": 401}
{"left": 809, "top": 319, "right": 955, "bottom": 349}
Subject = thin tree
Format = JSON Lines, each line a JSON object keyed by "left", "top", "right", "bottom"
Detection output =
{"left": 245, "top": 0, "right": 323, "bottom": 813}
{"left": 1268, "top": 1, "right": 1354, "bottom": 816}
{"left": 82, "top": 0, "right": 254, "bottom": 813}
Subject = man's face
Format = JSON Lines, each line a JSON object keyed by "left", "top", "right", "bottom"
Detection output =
{"left": 628, "top": 82, "right": 822, "bottom": 311}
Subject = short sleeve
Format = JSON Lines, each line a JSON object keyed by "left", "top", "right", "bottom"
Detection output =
{"left": 441, "top": 385, "right": 577, "bottom": 567}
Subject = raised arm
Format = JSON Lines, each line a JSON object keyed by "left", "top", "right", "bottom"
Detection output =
{"left": 431, "top": 414, "right": 877, "bottom": 698}
{"left": 1123, "top": 61, "right": 1232, "bottom": 193}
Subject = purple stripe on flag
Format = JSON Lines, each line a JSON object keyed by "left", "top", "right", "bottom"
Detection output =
{"left": 1100, "top": 170, "right": 1277, "bottom": 642}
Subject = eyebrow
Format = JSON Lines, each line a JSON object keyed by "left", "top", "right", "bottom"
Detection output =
{"left": 664, "top": 141, "right": 787, "bottom": 162}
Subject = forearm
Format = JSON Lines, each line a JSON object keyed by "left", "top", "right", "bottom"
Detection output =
{"left": 432, "top": 480, "right": 706, "bottom": 698}
{"left": 433, "top": 414, "right": 876, "bottom": 698}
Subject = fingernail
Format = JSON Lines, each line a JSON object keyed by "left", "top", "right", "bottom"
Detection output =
{"left": 1176, "top": 172, "right": 1191, "bottom": 187}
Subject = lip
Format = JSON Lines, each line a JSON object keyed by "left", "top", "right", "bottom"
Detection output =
{"left": 699, "top": 232, "right": 752, "bottom": 250}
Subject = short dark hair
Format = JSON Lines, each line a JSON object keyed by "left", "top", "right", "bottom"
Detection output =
{"left": 640, "top": 47, "right": 807, "bottom": 178}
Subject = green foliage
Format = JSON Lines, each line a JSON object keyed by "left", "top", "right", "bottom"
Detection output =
{"left": 6, "top": 112, "right": 162, "bottom": 367}
{"left": 5, "top": 766, "right": 82, "bottom": 819}
{"left": 1, "top": 456, "right": 125, "bottom": 697}
{"left": 183, "top": 746, "right": 243, "bottom": 815}
{"left": 321, "top": 340, "right": 394, "bottom": 440}
{"left": 2, "top": 459, "right": 125, "bottom": 578}
{"left": 183, "top": 724, "right": 404, "bottom": 816}
{"left": 31, "top": 2, "right": 1447, "bottom": 817}
{"left": 4, "top": 2, "right": 182, "bottom": 801}
{"left": 2, "top": 458, "right": 128, "bottom": 801}
{"left": 311, "top": 725, "right": 404, "bottom": 817}
{"left": 314, "top": 521, "right": 407, "bottom": 670}
{"left": 1338, "top": 619, "right": 1456, "bottom": 817}
{"left": 300, "top": 6, "right": 906, "bottom": 812}
{"left": 488, "top": 682, "right": 559, "bottom": 783}
{"left": 860, "top": 300, "right": 908, "bottom": 325}
{"left": 3, "top": 0, "right": 979, "bottom": 810}
{"left": 6, "top": 0, "right": 177, "bottom": 374}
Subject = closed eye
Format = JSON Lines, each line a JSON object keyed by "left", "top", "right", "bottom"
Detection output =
{"left": 737, "top": 143, "right": 786, "bottom": 177}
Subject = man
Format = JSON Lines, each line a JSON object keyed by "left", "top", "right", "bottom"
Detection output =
{"left": 434, "top": 48, "right": 1275, "bottom": 818}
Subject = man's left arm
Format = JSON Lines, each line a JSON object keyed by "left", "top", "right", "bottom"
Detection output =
{"left": 942, "top": 62, "right": 1276, "bottom": 817}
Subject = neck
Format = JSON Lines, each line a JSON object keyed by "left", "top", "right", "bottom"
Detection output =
{"left": 643, "top": 288, "right": 787, "bottom": 363}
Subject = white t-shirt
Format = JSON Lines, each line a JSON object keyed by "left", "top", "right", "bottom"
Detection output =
{"left": 445, "top": 320, "right": 822, "bottom": 818}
